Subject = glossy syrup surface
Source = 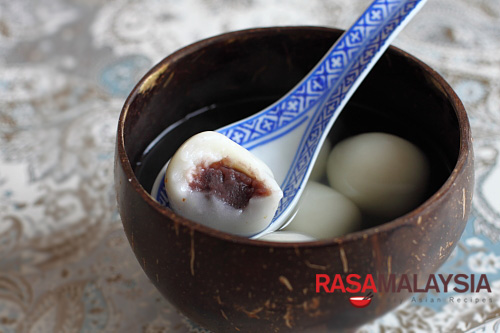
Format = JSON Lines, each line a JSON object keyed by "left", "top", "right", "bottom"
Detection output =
{"left": 134, "top": 96, "right": 277, "bottom": 193}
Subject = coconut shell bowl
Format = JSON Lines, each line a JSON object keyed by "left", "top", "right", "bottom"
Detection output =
{"left": 114, "top": 27, "right": 473, "bottom": 332}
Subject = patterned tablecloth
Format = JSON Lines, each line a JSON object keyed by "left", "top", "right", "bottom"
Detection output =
{"left": 1, "top": 0, "right": 499, "bottom": 332}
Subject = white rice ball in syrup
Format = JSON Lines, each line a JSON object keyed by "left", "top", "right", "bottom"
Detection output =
{"left": 326, "top": 132, "right": 430, "bottom": 221}
{"left": 164, "top": 131, "right": 283, "bottom": 236}
{"left": 257, "top": 231, "right": 316, "bottom": 242}
{"left": 283, "top": 181, "right": 362, "bottom": 239}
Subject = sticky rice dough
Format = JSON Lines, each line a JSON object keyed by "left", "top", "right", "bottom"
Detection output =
{"left": 326, "top": 132, "right": 430, "bottom": 220}
{"left": 257, "top": 231, "right": 316, "bottom": 242}
{"left": 165, "top": 131, "right": 283, "bottom": 236}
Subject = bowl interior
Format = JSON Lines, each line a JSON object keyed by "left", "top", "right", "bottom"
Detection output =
{"left": 126, "top": 27, "right": 459, "bottom": 231}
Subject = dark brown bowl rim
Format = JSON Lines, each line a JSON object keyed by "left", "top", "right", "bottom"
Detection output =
{"left": 117, "top": 26, "right": 472, "bottom": 248}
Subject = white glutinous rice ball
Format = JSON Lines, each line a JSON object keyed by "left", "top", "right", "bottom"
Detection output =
{"left": 283, "top": 181, "right": 362, "bottom": 239}
{"left": 309, "top": 139, "right": 332, "bottom": 182}
{"left": 257, "top": 231, "right": 316, "bottom": 242}
{"left": 326, "top": 132, "right": 430, "bottom": 220}
{"left": 165, "top": 131, "right": 283, "bottom": 236}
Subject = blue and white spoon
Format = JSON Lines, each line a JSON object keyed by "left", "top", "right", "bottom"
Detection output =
{"left": 152, "top": 0, "right": 427, "bottom": 238}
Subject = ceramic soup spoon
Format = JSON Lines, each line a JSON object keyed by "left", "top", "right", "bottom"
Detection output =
{"left": 151, "top": 0, "right": 427, "bottom": 238}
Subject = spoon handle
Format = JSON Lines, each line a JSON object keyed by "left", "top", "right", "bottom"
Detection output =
{"left": 273, "top": 0, "right": 428, "bottom": 221}
{"left": 219, "top": 0, "right": 427, "bottom": 151}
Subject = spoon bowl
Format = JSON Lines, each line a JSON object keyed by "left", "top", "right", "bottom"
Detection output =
{"left": 151, "top": 0, "right": 427, "bottom": 236}
{"left": 115, "top": 26, "right": 473, "bottom": 331}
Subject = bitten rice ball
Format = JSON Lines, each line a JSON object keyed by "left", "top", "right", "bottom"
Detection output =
{"left": 165, "top": 131, "right": 283, "bottom": 236}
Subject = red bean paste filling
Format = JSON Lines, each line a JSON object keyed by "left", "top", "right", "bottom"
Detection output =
{"left": 190, "top": 160, "right": 271, "bottom": 209}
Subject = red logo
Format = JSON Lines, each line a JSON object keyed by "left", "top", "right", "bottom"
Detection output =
{"left": 349, "top": 291, "right": 374, "bottom": 308}
{"left": 316, "top": 274, "right": 377, "bottom": 308}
